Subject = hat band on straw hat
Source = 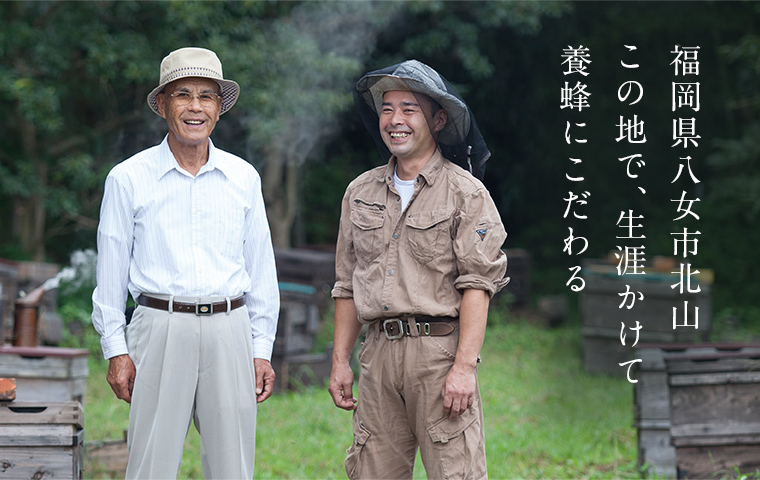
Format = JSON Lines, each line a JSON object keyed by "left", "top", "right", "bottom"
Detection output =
{"left": 147, "top": 47, "right": 240, "bottom": 117}
{"left": 160, "top": 66, "right": 223, "bottom": 85}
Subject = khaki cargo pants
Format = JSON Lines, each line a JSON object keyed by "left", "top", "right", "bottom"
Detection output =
{"left": 346, "top": 319, "right": 487, "bottom": 479}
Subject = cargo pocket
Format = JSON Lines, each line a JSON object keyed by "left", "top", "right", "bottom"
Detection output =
{"left": 427, "top": 404, "right": 483, "bottom": 479}
{"left": 345, "top": 419, "right": 371, "bottom": 480}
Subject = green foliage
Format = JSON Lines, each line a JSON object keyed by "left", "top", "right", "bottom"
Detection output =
{"left": 392, "top": 1, "right": 569, "bottom": 80}
{"left": 54, "top": 249, "right": 101, "bottom": 356}
{"left": 58, "top": 302, "right": 102, "bottom": 356}
{"left": 4, "top": 1, "right": 760, "bottom": 324}
{"left": 715, "top": 465, "right": 760, "bottom": 480}
{"left": 710, "top": 305, "right": 760, "bottom": 343}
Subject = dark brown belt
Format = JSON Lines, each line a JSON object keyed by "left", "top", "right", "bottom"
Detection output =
{"left": 137, "top": 294, "right": 245, "bottom": 315}
{"left": 382, "top": 316, "right": 456, "bottom": 340}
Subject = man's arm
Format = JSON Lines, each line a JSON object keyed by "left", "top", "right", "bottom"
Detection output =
{"left": 328, "top": 297, "right": 363, "bottom": 411}
{"left": 441, "top": 288, "right": 489, "bottom": 420}
{"left": 92, "top": 172, "right": 134, "bottom": 360}
{"left": 92, "top": 170, "right": 136, "bottom": 403}
{"left": 241, "top": 168, "right": 280, "bottom": 404}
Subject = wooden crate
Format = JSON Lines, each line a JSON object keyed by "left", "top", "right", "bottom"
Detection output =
{"left": 579, "top": 263, "right": 713, "bottom": 375}
{"left": 0, "top": 401, "right": 84, "bottom": 479}
{"left": 0, "top": 346, "right": 89, "bottom": 404}
{"left": 633, "top": 343, "right": 760, "bottom": 477}
{"left": 667, "top": 353, "right": 760, "bottom": 479}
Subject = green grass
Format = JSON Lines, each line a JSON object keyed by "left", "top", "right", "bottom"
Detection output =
{"left": 83, "top": 315, "right": 643, "bottom": 479}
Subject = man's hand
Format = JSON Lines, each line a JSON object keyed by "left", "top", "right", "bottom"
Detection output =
{"left": 107, "top": 354, "right": 136, "bottom": 404}
{"left": 328, "top": 298, "right": 362, "bottom": 411}
{"left": 254, "top": 358, "right": 276, "bottom": 403}
{"left": 441, "top": 363, "right": 478, "bottom": 420}
{"left": 328, "top": 361, "right": 357, "bottom": 411}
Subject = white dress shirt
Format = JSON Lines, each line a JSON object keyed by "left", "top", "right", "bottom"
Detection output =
{"left": 92, "top": 136, "right": 280, "bottom": 360}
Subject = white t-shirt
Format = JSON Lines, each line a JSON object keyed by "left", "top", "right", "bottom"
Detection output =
{"left": 394, "top": 167, "right": 416, "bottom": 211}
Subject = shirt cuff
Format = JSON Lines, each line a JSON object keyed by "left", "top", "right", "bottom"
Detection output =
{"left": 455, "top": 274, "right": 509, "bottom": 297}
{"left": 331, "top": 282, "right": 353, "bottom": 299}
{"left": 101, "top": 333, "right": 129, "bottom": 360}
{"left": 252, "top": 337, "right": 274, "bottom": 361}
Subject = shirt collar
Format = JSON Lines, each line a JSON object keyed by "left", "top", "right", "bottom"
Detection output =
{"left": 379, "top": 149, "right": 446, "bottom": 187}
{"left": 156, "top": 136, "right": 230, "bottom": 180}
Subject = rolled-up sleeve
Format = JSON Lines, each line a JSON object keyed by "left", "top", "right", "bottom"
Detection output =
{"left": 453, "top": 187, "right": 509, "bottom": 296}
{"left": 331, "top": 188, "right": 356, "bottom": 299}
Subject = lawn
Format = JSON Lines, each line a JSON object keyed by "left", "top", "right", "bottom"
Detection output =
{"left": 82, "top": 312, "right": 643, "bottom": 479}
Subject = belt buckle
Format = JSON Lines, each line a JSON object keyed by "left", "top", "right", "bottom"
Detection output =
{"left": 383, "top": 319, "right": 404, "bottom": 340}
{"left": 195, "top": 301, "right": 213, "bottom": 315}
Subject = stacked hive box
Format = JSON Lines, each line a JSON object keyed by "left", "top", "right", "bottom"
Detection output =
{"left": 272, "top": 249, "right": 336, "bottom": 391}
{"left": 580, "top": 261, "right": 713, "bottom": 376}
{"left": 0, "top": 401, "right": 84, "bottom": 479}
{"left": 634, "top": 343, "right": 760, "bottom": 477}
{"left": 0, "top": 346, "right": 89, "bottom": 404}
{"left": 666, "top": 353, "right": 760, "bottom": 478}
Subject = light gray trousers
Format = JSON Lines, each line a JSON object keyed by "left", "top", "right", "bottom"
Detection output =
{"left": 125, "top": 301, "right": 257, "bottom": 479}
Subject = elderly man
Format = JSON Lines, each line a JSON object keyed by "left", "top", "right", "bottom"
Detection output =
{"left": 328, "top": 60, "right": 509, "bottom": 479}
{"left": 92, "top": 47, "right": 279, "bottom": 479}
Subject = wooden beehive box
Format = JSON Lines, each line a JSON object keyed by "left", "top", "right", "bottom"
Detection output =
{"left": 633, "top": 343, "right": 760, "bottom": 478}
{"left": 0, "top": 401, "right": 84, "bottom": 479}
{"left": 0, "top": 346, "right": 89, "bottom": 404}
{"left": 580, "top": 262, "right": 713, "bottom": 375}
{"left": 666, "top": 353, "right": 760, "bottom": 478}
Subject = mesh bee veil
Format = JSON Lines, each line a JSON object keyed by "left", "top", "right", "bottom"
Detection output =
{"left": 354, "top": 60, "right": 491, "bottom": 180}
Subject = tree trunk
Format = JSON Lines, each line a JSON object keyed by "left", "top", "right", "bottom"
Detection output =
{"left": 261, "top": 147, "right": 300, "bottom": 249}
{"left": 16, "top": 112, "right": 47, "bottom": 261}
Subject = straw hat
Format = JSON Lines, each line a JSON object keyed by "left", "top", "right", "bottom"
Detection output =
{"left": 358, "top": 60, "right": 470, "bottom": 145}
{"left": 146, "top": 47, "right": 239, "bottom": 116}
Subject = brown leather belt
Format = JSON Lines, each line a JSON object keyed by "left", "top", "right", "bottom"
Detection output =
{"left": 382, "top": 317, "right": 456, "bottom": 340}
{"left": 137, "top": 294, "right": 245, "bottom": 315}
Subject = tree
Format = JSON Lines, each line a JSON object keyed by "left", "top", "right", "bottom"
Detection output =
{"left": 236, "top": 1, "right": 398, "bottom": 247}
{"left": 0, "top": 1, "right": 166, "bottom": 260}
{"left": 0, "top": 1, "right": 397, "bottom": 257}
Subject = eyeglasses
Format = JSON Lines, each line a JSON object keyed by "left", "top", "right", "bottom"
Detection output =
{"left": 166, "top": 91, "right": 221, "bottom": 106}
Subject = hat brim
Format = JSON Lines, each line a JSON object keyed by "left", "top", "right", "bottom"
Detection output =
{"left": 363, "top": 75, "right": 470, "bottom": 145}
{"left": 147, "top": 77, "right": 239, "bottom": 116}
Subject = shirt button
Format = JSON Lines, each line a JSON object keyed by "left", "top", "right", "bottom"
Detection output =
{"left": 388, "top": 270, "right": 394, "bottom": 275}
{"left": 383, "top": 305, "right": 389, "bottom": 311}
{"left": 393, "top": 234, "right": 399, "bottom": 239}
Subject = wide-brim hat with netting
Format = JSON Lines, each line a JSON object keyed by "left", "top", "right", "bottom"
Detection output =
{"left": 147, "top": 47, "right": 239, "bottom": 116}
{"left": 354, "top": 59, "right": 491, "bottom": 180}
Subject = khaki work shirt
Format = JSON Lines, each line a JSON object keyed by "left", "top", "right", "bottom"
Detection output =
{"left": 332, "top": 151, "right": 509, "bottom": 323}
